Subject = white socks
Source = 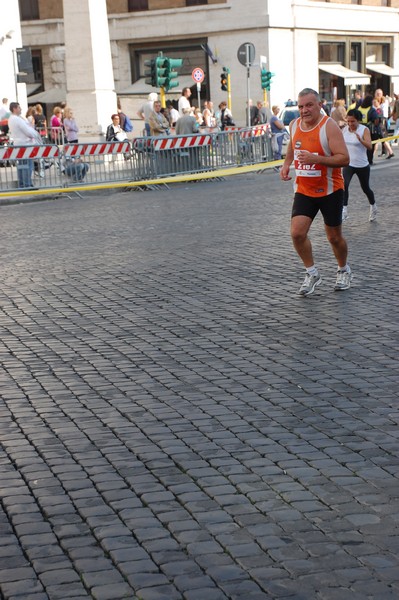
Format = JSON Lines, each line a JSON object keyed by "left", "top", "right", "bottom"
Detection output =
{"left": 338, "top": 264, "right": 351, "bottom": 273}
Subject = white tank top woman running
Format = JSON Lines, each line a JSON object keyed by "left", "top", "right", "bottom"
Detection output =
{"left": 342, "top": 123, "right": 369, "bottom": 168}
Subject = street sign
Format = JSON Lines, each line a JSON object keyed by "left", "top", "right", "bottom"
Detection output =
{"left": 238, "top": 43, "right": 256, "bottom": 126}
{"left": 192, "top": 67, "right": 205, "bottom": 83}
{"left": 237, "top": 43, "right": 255, "bottom": 67}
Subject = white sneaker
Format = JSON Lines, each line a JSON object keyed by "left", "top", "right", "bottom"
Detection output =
{"left": 342, "top": 206, "right": 348, "bottom": 221}
{"left": 334, "top": 269, "right": 353, "bottom": 291}
{"left": 369, "top": 205, "right": 377, "bottom": 222}
{"left": 298, "top": 273, "right": 322, "bottom": 296}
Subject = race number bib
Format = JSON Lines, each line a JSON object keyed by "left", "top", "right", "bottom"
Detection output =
{"left": 294, "top": 150, "right": 321, "bottom": 177}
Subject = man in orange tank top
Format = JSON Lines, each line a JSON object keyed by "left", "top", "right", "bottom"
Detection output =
{"left": 280, "top": 88, "right": 353, "bottom": 296}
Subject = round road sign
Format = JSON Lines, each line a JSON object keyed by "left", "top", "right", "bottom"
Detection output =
{"left": 237, "top": 43, "right": 255, "bottom": 67}
{"left": 192, "top": 68, "right": 205, "bottom": 83}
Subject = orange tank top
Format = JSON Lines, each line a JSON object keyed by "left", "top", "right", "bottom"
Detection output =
{"left": 291, "top": 115, "right": 344, "bottom": 197}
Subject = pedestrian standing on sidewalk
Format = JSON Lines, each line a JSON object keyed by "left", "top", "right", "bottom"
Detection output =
{"left": 50, "top": 106, "right": 64, "bottom": 144}
{"left": 148, "top": 101, "right": 170, "bottom": 136}
{"left": 342, "top": 109, "right": 377, "bottom": 222}
{"left": 63, "top": 107, "right": 79, "bottom": 143}
{"left": 137, "top": 92, "right": 158, "bottom": 136}
{"left": 270, "top": 105, "right": 286, "bottom": 162}
{"left": 8, "top": 101, "right": 42, "bottom": 189}
{"left": 280, "top": 88, "right": 352, "bottom": 296}
{"left": 391, "top": 93, "right": 399, "bottom": 145}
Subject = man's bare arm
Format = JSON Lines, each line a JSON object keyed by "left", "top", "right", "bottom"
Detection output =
{"left": 280, "top": 121, "right": 295, "bottom": 181}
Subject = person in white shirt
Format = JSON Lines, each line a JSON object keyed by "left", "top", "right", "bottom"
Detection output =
{"left": 342, "top": 108, "right": 376, "bottom": 222}
{"left": 166, "top": 100, "right": 179, "bottom": 127}
{"left": 0, "top": 97, "right": 9, "bottom": 120}
{"left": 178, "top": 88, "right": 193, "bottom": 117}
{"left": 137, "top": 92, "right": 158, "bottom": 136}
{"left": 8, "top": 102, "right": 42, "bottom": 189}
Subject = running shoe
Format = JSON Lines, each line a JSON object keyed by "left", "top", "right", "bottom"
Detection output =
{"left": 334, "top": 270, "right": 353, "bottom": 291}
{"left": 342, "top": 206, "right": 348, "bottom": 221}
{"left": 298, "top": 273, "right": 322, "bottom": 296}
{"left": 369, "top": 205, "right": 377, "bottom": 221}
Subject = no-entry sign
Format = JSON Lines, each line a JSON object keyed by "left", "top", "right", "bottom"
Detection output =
{"left": 192, "top": 68, "right": 205, "bottom": 83}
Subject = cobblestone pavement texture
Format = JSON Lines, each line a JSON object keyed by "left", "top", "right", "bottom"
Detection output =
{"left": 0, "top": 158, "right": 398, "bottom": 600}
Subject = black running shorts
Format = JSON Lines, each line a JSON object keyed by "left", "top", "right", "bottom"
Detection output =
{"left": 292, "top": 189, "right": 344, "bottom": 227}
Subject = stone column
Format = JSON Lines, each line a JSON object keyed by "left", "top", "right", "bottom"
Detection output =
{"left": 63, "top": 0, "right": 116, "bottom": 139}
{"left": 1, "top": 0, "right": 25, "bottom": 109}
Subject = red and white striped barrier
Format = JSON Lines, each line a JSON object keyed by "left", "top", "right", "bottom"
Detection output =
{"left": 153, "top": 135, "right": 211, "bottom": 152}
{"left": 241, "top": 125, "right": 270, "bottom": 138}
{"left": 224, "top": 124, "right": 270, "bottom": 137}
{"left": 0, "top": 144, "right": 59, "bottom": 161}
{"left": 64, "top": 142, "right": 131, "bottom": 157}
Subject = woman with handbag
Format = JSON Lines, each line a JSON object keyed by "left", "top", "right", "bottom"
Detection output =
{"left": 106, "top": 113, "right": 131, "bottom": 160}
{"left": 106, "top": 114, "right": 128, "bottom": 142}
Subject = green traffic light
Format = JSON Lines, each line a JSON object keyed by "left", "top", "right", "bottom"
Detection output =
{"left": 145, "top": 54, "right": 183, "bottom": 90}
{"left": 167, "top": 58, "right": 183, "bottom": 69}
{"left": 144, "top": 58, "right": 156, "bottom": 87}
{"left": 164, "top": 56, "right": 183, "bottom": 92}
{"left": 261, "top": 69, "right": 274, "bottom": 90}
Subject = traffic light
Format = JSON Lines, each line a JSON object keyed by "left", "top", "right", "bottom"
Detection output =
{"left": 261, "top": 69, "right": 274, "bottom": 91}
{"left": 155, "top": 56, "right": 167, "bottom": 87}
{"left": 165, "top": 58, "right": 183, "bottom": 92}
{"left": 144, "top": 58, "right": 156, "bottom": 87}
{"left": 145, "top": 55, "right": 182, "bottom": 90}
{"left": 144, "top": 56, "right": 167, "bottom": 88}
{"left": 220, "top": 66, "right": 229, "bottom": 91}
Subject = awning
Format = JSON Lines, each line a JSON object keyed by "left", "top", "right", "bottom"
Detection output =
{"left": 319, "top": 63, "right": 370, "bottom": 86}
{"left": 26, "top": 83, "right": 41, "bottom": 96}
{"left": 118, "top": 76, "right": 199, "bottom": 96}
{"left": 366, "top": 61, "right": 399, "bottom": 77}
{"left": 27, "top": 87, "right": 66, "bottom": 103}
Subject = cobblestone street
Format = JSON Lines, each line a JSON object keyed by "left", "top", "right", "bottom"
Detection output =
{"left": 0, "top": 160, "right": 398, "bottom": 599}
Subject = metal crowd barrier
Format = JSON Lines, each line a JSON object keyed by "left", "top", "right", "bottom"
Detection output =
{"left": 131, "top": 125, "right": 273, "bottom": 180}
{"left": 0, "top": 126, "right": 273, "bottom": 193}
{"left": 0, "top": 141, "right": 133, "bottom": 191}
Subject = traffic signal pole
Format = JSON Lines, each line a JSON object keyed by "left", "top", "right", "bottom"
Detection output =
{"left": 221, "top": 67, "right": 232, "bottom": 112}
{"left": 160, "top": 87, "right": 166, "bottom": 108}
{"left": 227, "top": 72, "right": 232, "bottom": 112}
{"left": 246, "top": 44, "right": 251, "bottom": 127}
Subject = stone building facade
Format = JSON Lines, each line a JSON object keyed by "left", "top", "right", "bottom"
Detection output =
{"left": 11, "top": 0, "right": 399, "bottom": 134}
